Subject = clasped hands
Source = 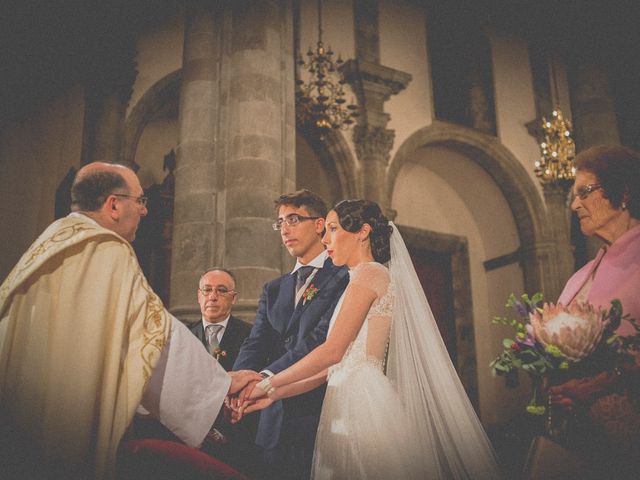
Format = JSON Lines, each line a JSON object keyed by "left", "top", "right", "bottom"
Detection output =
{"left": 547, "top": 368, "right": 625, "bottom": 412}
{"left": 224, "top": 373, "right": 276, "bottom": 423}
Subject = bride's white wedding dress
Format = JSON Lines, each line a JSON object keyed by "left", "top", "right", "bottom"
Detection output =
{"left": 311, "top": 224, "right": 501, "bottom": 480}
{"left": 312, "top": 262, "right": 423, "bottom": 479}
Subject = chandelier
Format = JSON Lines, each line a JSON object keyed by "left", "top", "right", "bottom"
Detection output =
{"left": 534, "top": 58, "right": 575, "bottom": 185}
{"left": 534, "top": 108, "right": 576, "bottom": 184}
{"left": 295, "top": 0, "right": 358, "bottom": 131}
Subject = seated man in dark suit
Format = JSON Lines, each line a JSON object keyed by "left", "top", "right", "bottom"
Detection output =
{"left": 132, "top": 268, "right": 254, "bottom": 470}
{"left": 190, "top": 268, "right": 255, "bottom": 472}
{"left": 190, "top": 268, "right": 252, "bottom": 371}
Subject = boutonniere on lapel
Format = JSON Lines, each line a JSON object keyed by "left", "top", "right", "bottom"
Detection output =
{"left": 302, "top": 283, "right": 319, "bottom": 303}
{"left": 213, "top": 348, "right": 227, "bottom": 361}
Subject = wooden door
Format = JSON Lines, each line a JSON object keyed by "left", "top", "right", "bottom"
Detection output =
{"left": 408, "top": 247, "right": 457, "bottom": 365}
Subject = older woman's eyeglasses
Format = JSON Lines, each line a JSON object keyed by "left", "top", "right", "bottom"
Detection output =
{"left": 573, "top": 183, "right": 602, "bottom": 201}
{"left": 272, "top": 214, "right": 320, "bottom": 230}
{"left": 113, "top": 193, "right": 148, "bottom": 207}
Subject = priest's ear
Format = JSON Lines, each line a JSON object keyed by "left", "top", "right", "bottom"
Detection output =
{"left": 104, "top": 194, "right": 121, "bottom": 220}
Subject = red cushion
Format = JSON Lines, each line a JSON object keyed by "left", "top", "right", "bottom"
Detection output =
{"left": 119, "top": 438, "right": 249, "bottom": 480}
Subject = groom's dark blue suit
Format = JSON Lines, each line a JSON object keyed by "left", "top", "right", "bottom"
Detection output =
{"left": 233, "top": 256, "right": 348, "bottom": 478}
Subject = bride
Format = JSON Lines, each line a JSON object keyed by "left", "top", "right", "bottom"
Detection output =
{"left": 240, "top": 199, "right": 501, "bottom": 479}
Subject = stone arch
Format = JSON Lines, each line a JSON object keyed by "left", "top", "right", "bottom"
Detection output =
{"left": 388, "top": 120, "right": 551, "bottom": 295}
{"left": 296, "top": 127, "right": 359, "bottom": 205}
{"left": 122, "top": 69, "right": 182, "bottom": 166}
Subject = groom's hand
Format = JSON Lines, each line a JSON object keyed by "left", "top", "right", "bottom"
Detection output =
{"left": 239, "top": 378, "right": 260, "bottom": 405}
{"left": 228, "top": 380, "right": 260, "bottom": 424}
{"left": 228, "top": 370, "right": 262, "bottom": 395}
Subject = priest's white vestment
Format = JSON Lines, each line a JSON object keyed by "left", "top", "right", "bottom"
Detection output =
{"left": 0, "top": 213, "right": 230, "bottom": 479}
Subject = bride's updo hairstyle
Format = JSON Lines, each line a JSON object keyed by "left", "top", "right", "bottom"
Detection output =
{"left": 333, "top": 199, "right": 393, "bottom": 263}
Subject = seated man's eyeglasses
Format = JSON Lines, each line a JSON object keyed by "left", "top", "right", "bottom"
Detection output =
{"left": 272, "top": 213, "right": 320, "bottom": 231}
{"left": 199, "top": 286, "right": 235, "bottom": 297}
{"left": 113, "top": 193, "right": 148, "bottom": 207}
{"left": 573, "top": 183, "right": 602, "bottom": 201}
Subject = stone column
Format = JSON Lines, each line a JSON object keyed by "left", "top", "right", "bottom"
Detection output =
{"left": 80, "top": 34, "right": 137, "bottom": 166}
{"left": 343, "top": 0, "right": 411, "bottom": 212}
{"left": 354, "top": 0, "right": 380, "bottom": 64}
{"left": 571, "top": 62, "right": 621, "bottom": 151}
{"left": 570, "top": 60, "right": 620, "bottom": 260}
{"left": 224, "top": 0, "right": 296, "bottom": 319}
{"left": 171, "top": 0, "right": 295, "bottom": 321}
{"left": 170, "top": 1, "right": 221, "bottom": 320}
{"left": 542, "top": 184, "right": 575, "bottom": 299}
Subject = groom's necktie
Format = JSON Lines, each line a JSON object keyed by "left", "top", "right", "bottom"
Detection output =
{"left": 296, "top": 265, "right": 315, "bottom": 294}
{"left": 205, "top": 323, "right": 224, "bottom": 354}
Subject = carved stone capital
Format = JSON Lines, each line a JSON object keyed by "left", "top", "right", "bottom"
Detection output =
{"left": 353, "top": 125, "right": 395, "bottom": 163}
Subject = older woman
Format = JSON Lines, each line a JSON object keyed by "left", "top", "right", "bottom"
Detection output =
{"left": 550, "top": 145, "right": 640, "bottom": 479}
{"left": 559, "top": 145, "right": 640, "bottom": 329}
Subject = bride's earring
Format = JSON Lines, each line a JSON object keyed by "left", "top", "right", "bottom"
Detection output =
{"left": 622, "top": 201, "right": 628, "bottom": 210}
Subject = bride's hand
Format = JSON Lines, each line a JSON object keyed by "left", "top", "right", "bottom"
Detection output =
{"left": 229, "top": 397, "right": 273, "bottom": 423}
{"left": 242, "top": 397, "right": 274, "bottom": 415}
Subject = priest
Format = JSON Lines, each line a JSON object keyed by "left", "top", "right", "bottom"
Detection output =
{"left": 0, "top": 162, "right": 259, "bottom": 479}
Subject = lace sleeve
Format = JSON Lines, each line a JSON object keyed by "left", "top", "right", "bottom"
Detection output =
{"left": 349, "top": 262, "right": 393, "bottom": 365}
{"left": 349, "top": 262, "right": 390, "bottom": 300}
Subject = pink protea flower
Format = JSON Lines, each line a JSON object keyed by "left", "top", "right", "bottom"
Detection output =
{"left": 529, "top": 302, "right": 606, "bottom": 361}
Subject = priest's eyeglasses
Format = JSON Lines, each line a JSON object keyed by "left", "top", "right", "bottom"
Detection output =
{"left": 573, "top": 183, "right": 602, "bottom": 201}
{"left": 113, "top": 193, "right": 148, "bottom": 207}
{"left": 273, "top": 214, "right": 320, "bottom": 231}
{"left": 199, "top": 286, "right": 236, "bottom": 297}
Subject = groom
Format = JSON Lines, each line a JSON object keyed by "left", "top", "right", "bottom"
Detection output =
{"left": 233, "top": 189, "right": 349, "bottom": 480}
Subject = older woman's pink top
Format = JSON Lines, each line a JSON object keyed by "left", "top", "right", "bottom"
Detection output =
{"left": 558, "top": 224, "right": 640, "bottom": 336}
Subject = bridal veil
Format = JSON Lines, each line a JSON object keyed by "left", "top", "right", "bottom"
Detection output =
{"left": 386, "top": 222, "right": 502, "bottom": 479}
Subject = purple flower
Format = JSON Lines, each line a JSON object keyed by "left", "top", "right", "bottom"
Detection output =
{"left": 515, "top": 301, "right": 528, "bottom": 318}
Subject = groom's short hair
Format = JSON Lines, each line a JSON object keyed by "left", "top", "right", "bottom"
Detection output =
{"left": 275, "top": 189, "right": 328, "bottom": 218}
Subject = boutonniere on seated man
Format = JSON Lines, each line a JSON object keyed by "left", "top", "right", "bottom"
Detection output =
{"left": 302, "top": 283, "right": 319, "bottom": 303}
{"left": 213, "top": 348, "right": 227, "bottom": 361}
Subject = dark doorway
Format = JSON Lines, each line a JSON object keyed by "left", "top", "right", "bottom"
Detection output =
{"left": 408, "top": 247, "right": 457, "bottom": 365}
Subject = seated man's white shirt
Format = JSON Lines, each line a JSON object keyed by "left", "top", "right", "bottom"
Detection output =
{"left": 202, "top": 315, "right": 230, "bottom": 345}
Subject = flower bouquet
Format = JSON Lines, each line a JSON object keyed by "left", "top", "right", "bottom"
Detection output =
{"left": 490, "top": 293, "right": 639, "bottom": 415}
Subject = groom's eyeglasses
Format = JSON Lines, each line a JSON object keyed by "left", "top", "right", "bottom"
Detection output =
{"left": 272, "top": 214, "right": 320, "bottom": 230}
